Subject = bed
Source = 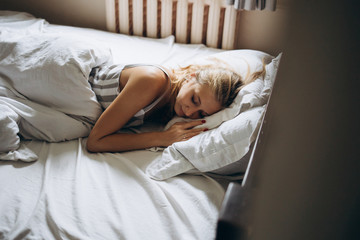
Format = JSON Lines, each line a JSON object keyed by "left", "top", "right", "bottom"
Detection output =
{"left": 0, "top": 9, "right": 281, "bottom": 240}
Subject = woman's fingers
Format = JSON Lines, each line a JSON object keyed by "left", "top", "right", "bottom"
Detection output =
{"left": 180, "top": 125, "right": 209, "bottom": 142}
{"left": 180, "top": 132, "right": 200, "bottom": 141}
{"left": 162, "top": 119, "right": 208, "bottom": 146}
{"left": 176, "top": 119, "right": 206, "bottom": 129}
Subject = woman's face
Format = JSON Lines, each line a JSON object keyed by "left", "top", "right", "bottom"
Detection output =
{"left": 174, "top": 77, "right": 222, "bottom": 119}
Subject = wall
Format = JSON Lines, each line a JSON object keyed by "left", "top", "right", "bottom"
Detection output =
{"left": 0, "top": 0, "right": 289, "bottom": 55}
{"left": 235, "top": 0, "right": 289, "bottom": 55}
{"left": 0, "top": 0, "right": 107, "bottom": 30}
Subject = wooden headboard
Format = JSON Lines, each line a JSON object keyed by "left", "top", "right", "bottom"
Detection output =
{"left": 105, "top": 0, "right": 239, "bottom": 49}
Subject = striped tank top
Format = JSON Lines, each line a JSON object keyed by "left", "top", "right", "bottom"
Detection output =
{"left": 88, "top": 64, "right": 171, "bottom": 128}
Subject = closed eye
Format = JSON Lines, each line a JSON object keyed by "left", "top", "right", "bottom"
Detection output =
{"left": 191, "top": 96, "right": 196, "bottom": 105}
{"left": 192, "top": 95, "right": 200, "bottom": 106}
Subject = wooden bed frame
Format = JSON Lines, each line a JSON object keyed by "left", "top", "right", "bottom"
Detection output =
{"left": 105, "top": 0, "right": 239, "bottom": 49}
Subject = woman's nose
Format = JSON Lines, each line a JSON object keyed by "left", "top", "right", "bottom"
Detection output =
{"left": 184, "top": 106, "right": 199, "bottom": 119}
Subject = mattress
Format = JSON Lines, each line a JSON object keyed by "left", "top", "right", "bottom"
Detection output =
{"left": 0, "top": 11, "right": 226, "bottom": 240}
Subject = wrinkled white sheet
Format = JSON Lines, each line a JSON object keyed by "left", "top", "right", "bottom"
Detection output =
{"left": 0, "top": 139, "right": 225, "bottom": 239}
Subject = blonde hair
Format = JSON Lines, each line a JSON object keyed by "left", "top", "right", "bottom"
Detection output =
{"left": 166, "top": 58, "right": 266, "bottom": 119}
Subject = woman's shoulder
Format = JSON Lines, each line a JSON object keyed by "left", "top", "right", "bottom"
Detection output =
{"left": 120, "top": 65, "right": 167, "bottom": 89}
{"left": 137, "top": 65, "right": 169, "bottom": 89}
{"left": 121, "top": 65, "right": 169, "bottom": 100}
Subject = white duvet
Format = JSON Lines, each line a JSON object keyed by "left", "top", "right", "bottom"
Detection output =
{"left": 0, "top": 12, "right": 113, "bottom": 160}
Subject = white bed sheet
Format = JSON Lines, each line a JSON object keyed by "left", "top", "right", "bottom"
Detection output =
{"left": 0, "top": 12, "right": 226, "bottom": 240}
{"left": 0, "top": 139, "right": 225, "bottom": 239}
{"left": 44, "top": 24, "right": 223, "bottom": 68}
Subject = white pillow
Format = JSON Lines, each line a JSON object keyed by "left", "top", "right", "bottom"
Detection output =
{"left": 0, "top": 11, "right": 48, "bottom": 32}
{"left": 146, "top": 51, "right": 282, "bottom": 180}
{"left": 147, "top": 105, "right": 265, "bottom": 180}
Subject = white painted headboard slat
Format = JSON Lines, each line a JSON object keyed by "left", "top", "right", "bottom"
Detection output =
{"left": 106, "top": 0, "right": 239, "bottom": 49}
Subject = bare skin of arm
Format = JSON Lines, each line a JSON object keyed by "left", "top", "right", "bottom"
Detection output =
{"left": 86, "top": 66, "right": 206, "bottom": 153}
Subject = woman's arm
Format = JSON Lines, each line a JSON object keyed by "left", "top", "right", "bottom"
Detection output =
{"left": 86, "top": 67, "right": 206, "bottom": 153}
{"left": 87, "top": 120, "right": 205, "bottom": 152}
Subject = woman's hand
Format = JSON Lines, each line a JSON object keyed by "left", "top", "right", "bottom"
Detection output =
{"left": 160, "top": 120, "right": 208, "bottom": 146}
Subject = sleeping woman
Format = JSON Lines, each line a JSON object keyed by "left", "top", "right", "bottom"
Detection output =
{"left": 86, "top": 63, "right": 264, "bottom": 153}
